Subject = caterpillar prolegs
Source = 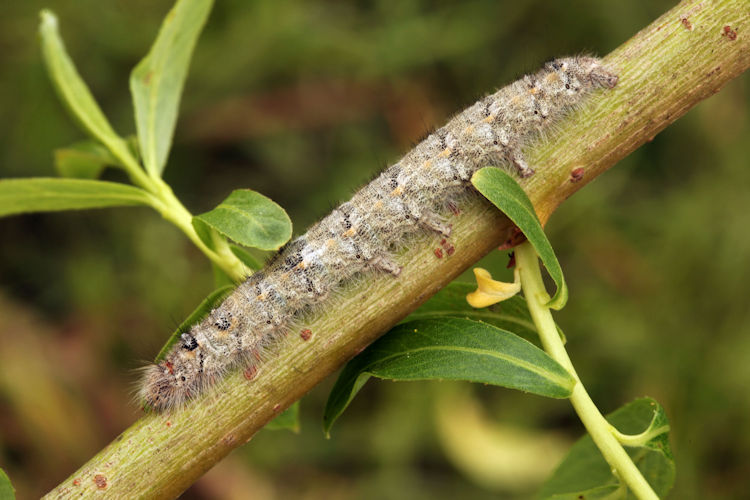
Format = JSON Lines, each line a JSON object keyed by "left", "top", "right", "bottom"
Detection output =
{"left": 140, "top": 56, "right": 618, "bottom": 411}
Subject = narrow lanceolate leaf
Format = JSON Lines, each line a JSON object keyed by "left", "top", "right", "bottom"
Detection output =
{"left": 323, "top": 318, "right": 576, "bottom": 434}
{"left": 265, "top": 401, "right": 300, "bottom": 433}
{"left": 405, "top": 282, "right": 540, "bottom": 344}
{"left": 539, "top": 398, "right": 674, "bottom": 499}
{"left": 39, "top": 11, "right": 124, "bottom": 150}
{"left": 0, "top": 178, "right": 154, "bottom": 217}
{"left": 130, "top": 0, "right": 214, "bottom": 177}
{"left": 471, "top": 167, "right": 568, "bottom": 309}
{"left": 155, "top": 284, "right": 235, "bottom": 362}
{"left": 194, "top": 189, "right": 292, "bottom": 251}
{"left": 0, "top": 468, "right": 15, "bottom": 500}
{"left": 54, "top": 140, "right": 122, "bottom": 179}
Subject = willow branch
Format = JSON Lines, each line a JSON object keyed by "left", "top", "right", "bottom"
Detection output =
{"left": 45, "top": 0, "right": 748, "bottom": 498}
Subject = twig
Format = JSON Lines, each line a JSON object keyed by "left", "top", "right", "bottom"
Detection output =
{"left": 45, "top": 0, "right": 749, "bottom": 497}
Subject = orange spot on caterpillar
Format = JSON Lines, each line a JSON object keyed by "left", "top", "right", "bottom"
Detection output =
{"left": 244, "top": 366, "right": 258, "bottom": 380}
{"left": 300, "top": 329, "right": 312, "bottom": 341}
{"left": 434, "top": 248, "right": 444, "bottom": 259}
{"left": 438, "top": 148, "right": 452, "bottom": 158}
{"left": 343, "top": 228, "right": 356, "bottom": 237}
{"left": 94, "top": 474, "right": 107, "bottom": 490}
{"left": 390, "top": 186, "right": 404, "bottom": 196}
{"left": 164, "top": 361, "right": 174, "bottom": 375}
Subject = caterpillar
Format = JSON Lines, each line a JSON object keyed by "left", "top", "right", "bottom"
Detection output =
{"left": 139, "top": 56, "right": 618, "bottom": 411}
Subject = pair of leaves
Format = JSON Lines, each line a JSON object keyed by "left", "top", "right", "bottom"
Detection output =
{"left": 540, "top": 398, "right": 674, "bottom": 499}
{"left": 41, "top": 0, "right": 213, "bottom": 179}
{"left": 6, "top": 5, "right": 292, "bottom": 256}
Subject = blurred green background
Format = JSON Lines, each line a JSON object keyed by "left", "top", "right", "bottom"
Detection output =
{"left": 0, "top": 0, "right": 748, "bottom": 498}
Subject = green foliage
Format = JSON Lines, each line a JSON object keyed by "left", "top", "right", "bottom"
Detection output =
{"left": 539, "top": 398, "right": 674, "bottom": 499}
{"left": 323, "top": 317, "right": 576, "bottom": 434}
{"left": 265, "top": 402, "right": 301, "bottom": 433}
{"left": 0, "top": 469, "right": 14, "bottom": 500}
{"left": 53, "top": 140, "right": 120, "bottom": 179}
{"left": 0, "top": 178, "right": 153, "bottom": 217}
{"left": 405, "top": 282, "right": 540, "bottom": 344}
{"left": 130, "top": 0, "right": 214, "bottom": 177}
{"left": 472, "top": 167, "right": 568, "bottom": 309}
{"left": 38, "top": 10, "right": 127, "bottom": 155}
{"left": 194, "top": 189, "right": 293, "bottom": 251}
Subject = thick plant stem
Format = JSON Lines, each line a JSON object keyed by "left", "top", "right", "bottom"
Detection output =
{"left": 45, "top": 0, "right": 748, "bottom": 498}
{"left": 515, "top": 242, "right": 658, "bottom": 500}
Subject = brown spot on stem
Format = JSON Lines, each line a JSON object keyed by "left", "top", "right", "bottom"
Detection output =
{"left": 93, "top": 474, "right": 107, "bottom": 489}
{"left": 722, "top": 25, "right": 737, "bottom": 41}
{"left": 243, "top": 366, "right": 258, "bottom": 381}
{"left": 570, "top": 167, "right": 585, "bottom": 183}
{"left": 300, "top": 329, "right": 312, "bottom": 341}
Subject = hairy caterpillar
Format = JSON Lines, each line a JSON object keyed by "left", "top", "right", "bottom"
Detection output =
{"left": 140, "top": 56, "right": 618, "bottom": 411}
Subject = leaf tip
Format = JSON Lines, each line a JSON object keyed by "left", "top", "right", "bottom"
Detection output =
{"left": 39, "top": 9, "right": 57, "bottom": 28}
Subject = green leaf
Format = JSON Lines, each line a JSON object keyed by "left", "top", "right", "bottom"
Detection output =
{"left": 54, "top": 140, "right": 122, "bottom": 179}
{"left": 539, "top": 398, "right": 674, "bottom": 499}
{"left": 0, "top": 468, "right": 15, "bottom": 500}
{"left": 323, "top": 318, "right": 575, "bottom": 434}
{"left": 155, "top": 284, "right": 235, "bottom": 362}
{"left": 406, "top": 282, "right": 540, "bottom": 344}
{"left": 265, "top": 401, "right": 300, "bottom": 433}
{"left": 471, "top": 167, "right": 568, "bottom": 310}
{"left": 194, "top": 189, "right": 292, "bottom": 251}
{"left": 230, "top": 244, "right": 263, "bottom": 271}
{"left": 130, "top": 0, "right": 214, "bottom": 177}
{"left": 0, "top": 178, "right": 154, "bottom": 217}
{"left": 39, "top": 11, "right": 125, "bottom": 152}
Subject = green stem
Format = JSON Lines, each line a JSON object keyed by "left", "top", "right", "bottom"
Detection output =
{"left": 515, "top": 242, "right": 659, "bottom": 500}
{"left": 103, "top": 138, "right": 248, "bottom": 281}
